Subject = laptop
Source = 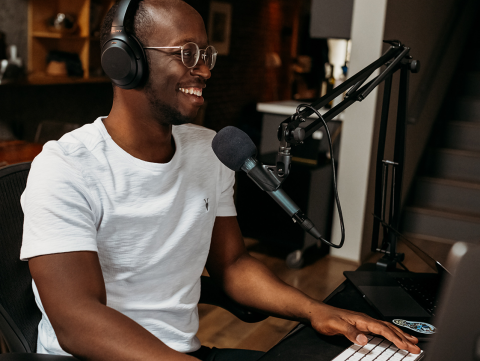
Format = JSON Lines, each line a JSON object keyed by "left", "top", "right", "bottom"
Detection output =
{"left": 255, "top": 243, "right": 479, "bottom": 361}
{"left": 344, "top": 237, "right": 451, "bottom": 340}
{"left": 333, "top": 242, "right": 480, "bottom": 361}
{"left": 423, "top": 243, "right": 480, "bottom": 360}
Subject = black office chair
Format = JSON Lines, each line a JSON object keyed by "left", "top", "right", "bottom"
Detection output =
{"left": 0, "top": 162, "right": 266, "bottom": 360}
{"left": 33, "top": 121, "right": 81, "bottom": 145}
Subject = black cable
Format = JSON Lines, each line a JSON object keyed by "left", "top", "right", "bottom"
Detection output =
{"left": 294, "top": 104, "right": 345, "bottom": 249}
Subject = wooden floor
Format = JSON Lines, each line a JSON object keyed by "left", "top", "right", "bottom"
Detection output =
{"left": 197, "top": 237, "right": 438, "bottom": 352}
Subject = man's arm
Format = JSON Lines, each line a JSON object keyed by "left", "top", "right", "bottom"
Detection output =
{"left": 206, "top": 216, "right": 421, "bottom": 354}
{"left": 29, "top": 251, "right": 198, "bottom": 361}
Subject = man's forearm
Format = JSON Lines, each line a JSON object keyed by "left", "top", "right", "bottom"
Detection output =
{"left": 212, "top": 253, "right": 325, "bottom": 323}
{"left": 53, "top": 301, "right": 197, "bottom": 361}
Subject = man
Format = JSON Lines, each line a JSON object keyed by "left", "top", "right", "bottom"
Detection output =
{"left": 20, "top": 1, "right": 421, "bottom": 360}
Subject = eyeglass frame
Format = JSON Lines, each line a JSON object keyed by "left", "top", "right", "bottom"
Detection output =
{"left": 143, "top": 42, "right": 218, "bottom": 70}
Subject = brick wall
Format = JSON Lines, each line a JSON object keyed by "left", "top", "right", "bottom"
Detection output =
{"left": 187, "top": 0, "right": 301, "bottom": 135}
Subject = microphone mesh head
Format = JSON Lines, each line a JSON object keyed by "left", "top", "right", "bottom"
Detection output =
{"left": 212, "top": 126, "right": 257, "bottom": 171}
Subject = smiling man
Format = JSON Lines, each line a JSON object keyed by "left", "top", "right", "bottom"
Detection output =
{"left": 20, "top": 1, "right": 421, "bottom": 361}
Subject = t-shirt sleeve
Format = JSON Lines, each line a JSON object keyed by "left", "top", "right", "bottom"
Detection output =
{"left": 216, "top": 164, "right": 237, "bottom": 217}
{"left": 20, "top": 145, "right": 98, "bottom": 261}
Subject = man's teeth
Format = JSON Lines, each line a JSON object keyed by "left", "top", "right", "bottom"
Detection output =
{"left": 179, "top": 88, "right": 202, "bottom": 96}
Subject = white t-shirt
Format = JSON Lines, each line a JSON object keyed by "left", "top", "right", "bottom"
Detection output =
{"left": 20, "top": 118, "right": 236, "bottom": 355}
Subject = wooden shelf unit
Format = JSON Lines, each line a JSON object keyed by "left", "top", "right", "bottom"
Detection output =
{"left": 27, "top": 0, "right": 114, "bottom": 84}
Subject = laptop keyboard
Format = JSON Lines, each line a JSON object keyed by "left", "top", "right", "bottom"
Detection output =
{"left": 332, "top": 335, "right": 424, "bottom": 360}
{"left": 395, "top": 277, "right": 439, "bottom": 316}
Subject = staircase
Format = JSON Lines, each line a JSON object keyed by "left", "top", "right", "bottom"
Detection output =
{"left": 401, "top": 49, "right": 480, "bottom": 263}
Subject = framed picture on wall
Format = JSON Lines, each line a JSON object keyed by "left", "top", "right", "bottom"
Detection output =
{"left": 208, "top": 1, "right": 232, "bottom": 56}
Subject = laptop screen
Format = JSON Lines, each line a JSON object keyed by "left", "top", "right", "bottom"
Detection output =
{"left": 424, "top": 244, "right": 480, "bottom": 361}
{"left": 397, "top": 235, "right": 451, "bottom": 275}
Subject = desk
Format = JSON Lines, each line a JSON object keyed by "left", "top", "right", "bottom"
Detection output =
{"left": 0, "top": 141, "right": 43, "bottom": 167}
{"left": 259, "top": 266, "right": 428, "bottom": 361}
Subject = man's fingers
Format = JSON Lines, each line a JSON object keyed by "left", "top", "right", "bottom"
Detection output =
{"left": 385, "top": 323, "right": 419, "bottom": 343}
{"left": 363, "top": 320, "right": 421, "bottom": 354}
{"left": 335, "top": 322, "right": 368, "bottom": 346}
{"left": 382, "top": 322, "right": 420, "bottom": 346}
{"left": 355, "top": 334, "right": 368, "bottom": 346}
{"left": 332, "top": 320, "right": 416, "bottom": 353}
{"left": 387, "top": 325, "right": 420, "bottom": 353}
{"left": 382, "top": 321, "right": 416, "bottom": 339}
{"left": 405, "top": 333, "right": 419, "bottom": 342}
{"left": 360, "top": 322, "right": 405, "bottom": 347}
{"left": 342, "top": 314, "right": 419, "bottom": 353}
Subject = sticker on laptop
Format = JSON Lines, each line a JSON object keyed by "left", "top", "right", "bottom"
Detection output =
{"left": 392, "top": 319, "right": 436, "bottom": 334}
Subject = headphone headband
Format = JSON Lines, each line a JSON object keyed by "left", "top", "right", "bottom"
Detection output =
{"left": 112, "top": 0, "right": 133, "bottom": 28}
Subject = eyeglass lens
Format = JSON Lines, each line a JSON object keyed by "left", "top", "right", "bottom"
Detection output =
{"left": 181, "top": 42, "right": 217, "bottom": 70}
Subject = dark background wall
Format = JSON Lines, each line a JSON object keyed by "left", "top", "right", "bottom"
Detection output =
{"left": 0, "top": 83, "right": 114, "bottom": 141}
{"left": 0, "top": 0, "right": 301, "bottom": 142}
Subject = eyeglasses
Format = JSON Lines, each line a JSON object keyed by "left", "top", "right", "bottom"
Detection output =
{"left": 144, "top": 42, "right": 218, "bottom": 70}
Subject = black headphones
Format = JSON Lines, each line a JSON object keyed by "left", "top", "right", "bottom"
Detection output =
{"left": 101, "top": 0, "right": 147, "bottom": 89}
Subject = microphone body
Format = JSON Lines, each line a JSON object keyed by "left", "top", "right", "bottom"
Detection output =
{"left": 241, "top": 157, "right": 322, "bottom": 239}
{"left": 212, "top": 126, "right": 322, "bottom": 240}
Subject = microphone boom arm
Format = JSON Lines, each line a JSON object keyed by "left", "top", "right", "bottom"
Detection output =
{"left": 278, "top": 41, "right": 415, "bottom": 147}
{"left": 275, "top": 40, "right": 420, "bottom": 270}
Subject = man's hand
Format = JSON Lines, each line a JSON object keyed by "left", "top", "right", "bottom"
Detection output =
{"left": 308, "top": 303, "right": 421, "bottom": 354}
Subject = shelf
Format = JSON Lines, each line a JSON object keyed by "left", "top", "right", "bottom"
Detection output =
{"left": 28, "top": 0, "right": 115, "bottom": 85}
{"left": 32, "top": 31, "right": 88, "bottom": 39}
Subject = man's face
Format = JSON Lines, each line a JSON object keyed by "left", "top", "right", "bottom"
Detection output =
{"left": 142, "top": 5, "right": 211, "bottom": 126}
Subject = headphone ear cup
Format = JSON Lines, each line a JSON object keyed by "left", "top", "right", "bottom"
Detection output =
{"left": 101, "top": 34, "right": 147, "bottom": 89}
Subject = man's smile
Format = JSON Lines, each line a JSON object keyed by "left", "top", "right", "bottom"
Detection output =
{"left": 179, "top": 87, "right": 203, "bottom": 97}
{"left": 178, "top": 86, "right": 205, "bottom": 106}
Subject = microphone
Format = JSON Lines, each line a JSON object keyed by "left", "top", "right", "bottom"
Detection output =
{"left": 212, "top": 126, "right": 322, "bottom": 240}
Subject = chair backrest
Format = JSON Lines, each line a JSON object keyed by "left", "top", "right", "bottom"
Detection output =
{"left": 34, "top": 121, "right": 81, "bottom": 145}
{"left": 0, "top": 162, "right": 41, "bottom": 353}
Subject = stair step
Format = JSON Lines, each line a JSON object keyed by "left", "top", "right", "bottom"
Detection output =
{"left": 444, "top": 121, "right": 480, "bottom": 152}
{"left": 452, "top": 97, "right": 480, "bottom": 121}
{"left": 401, "top": 207, "right": 480, "bottom": 242}
{"left": 425, "top": 148, "right": 480, "bottom": 182}
{"left": 403, "top": 232, "right": 457, "bottom": 245}
{"left": 413, "top": 177, "right": 480, "bottom": 216}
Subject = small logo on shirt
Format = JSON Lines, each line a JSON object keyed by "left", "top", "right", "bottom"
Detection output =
{"left": 204, "top": 198, "right": 209, "bottom": 211}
